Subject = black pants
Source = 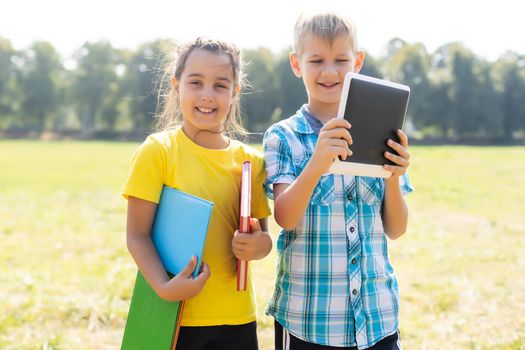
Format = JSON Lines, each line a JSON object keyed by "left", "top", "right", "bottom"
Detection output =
{"left": 275, "top": 321, "right": 401, "bottom": 350}
{"left": 176, "top": 321, "right": 258, "bottom": 350}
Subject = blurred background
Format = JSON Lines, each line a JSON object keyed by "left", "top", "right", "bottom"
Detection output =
{"left": 1, "top": 1, "right": 524, "bottom": 349}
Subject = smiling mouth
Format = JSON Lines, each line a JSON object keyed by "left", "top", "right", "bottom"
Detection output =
{"left": 196, "top": 107, "right": 215, "bottom": 113}
{"left": 318, "top": 82, "right": 339, "bottom": 88}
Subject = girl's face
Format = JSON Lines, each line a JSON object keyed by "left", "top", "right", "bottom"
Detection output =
{"left": 173, "top": 49, "right": 236, "bottom": 140}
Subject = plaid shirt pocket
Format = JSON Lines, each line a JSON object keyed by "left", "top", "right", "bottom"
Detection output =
{"left": 358, "top": 177, "right": 384, "bottom": 206}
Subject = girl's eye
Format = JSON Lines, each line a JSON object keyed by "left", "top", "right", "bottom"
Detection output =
{"left": 216, "top": 84, "right": 227, "bottom": 89}
{"left": 189, "top": 81, "right": 201, "bottom": 86}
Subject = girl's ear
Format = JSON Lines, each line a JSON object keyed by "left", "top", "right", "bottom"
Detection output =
{"left": 352, "top": 50, "right": 366, "bottom": 73}
{"left": 289, "top": 52, "right": 302, "bottom": 78}
{"left": 171, "top": 77, "right": 179, "bottom": 93}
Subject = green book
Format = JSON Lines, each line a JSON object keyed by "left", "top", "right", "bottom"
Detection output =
{"left": 121, "top": 187, "right": 214, "bottom": 350}
{"left": 121, "top": 271, "right": 183, "bottom": 350}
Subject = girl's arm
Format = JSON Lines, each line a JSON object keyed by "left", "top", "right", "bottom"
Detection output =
{"left": 381, "top": 130, "right": 410, "bottom": 239}
{"left": 126, "top": 196, "right": 210, "bottom": 301}
{"left": 232, "top": 217, "right": 272, "bottom": 260}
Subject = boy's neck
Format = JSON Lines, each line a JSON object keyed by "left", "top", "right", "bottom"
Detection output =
{"left": 307, "top": 101, "right": 339, "bottom": 123}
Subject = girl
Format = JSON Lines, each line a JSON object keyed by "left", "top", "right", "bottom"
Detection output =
{"left": 122, "top": 37, "right": 272, "bottom": 350}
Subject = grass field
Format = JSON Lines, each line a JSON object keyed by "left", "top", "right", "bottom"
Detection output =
{"left": 1, "top": 140, "right": 524, "bottom": 350}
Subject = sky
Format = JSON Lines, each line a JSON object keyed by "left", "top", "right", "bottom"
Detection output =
{"left": 1, "top": 0, "right": 524, "bottom": 62}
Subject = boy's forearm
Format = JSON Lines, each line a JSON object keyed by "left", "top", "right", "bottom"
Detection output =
{"left": 382, "top": 177, "right": 408, "bottom": 239}
{"left": 274, "top": 161, "right": 322, "bottom": 231}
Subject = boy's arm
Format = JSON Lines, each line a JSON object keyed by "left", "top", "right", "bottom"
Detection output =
{"left": 273, "top": 118, "right": 352, "bottom": 231}
{"left": 382, "top": 178, "right": 408, "bottom": 239}
{"left": 381, "top": 130, "right": 411, "bottom": 239}
{"left": 126, "top": 196, "right": 210, "bottom": 301}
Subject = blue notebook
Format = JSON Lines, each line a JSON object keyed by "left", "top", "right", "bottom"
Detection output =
{"left": 121, "top": 186, "right": 213, "bottom": 350}
{"left": 152, "top": 186, "right": 214, "bottom": 277}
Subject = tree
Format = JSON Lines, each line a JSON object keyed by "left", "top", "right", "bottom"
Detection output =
{"left": 273, "top": 49, "right": 307, "bottom": 121}
{"left": 360, "top": 52, "right": 382, "bottom": 79}
{"left": 0, "top": 38, "right": 19, "bottom": 128}
{"left": 19, "top": 41, "right": 63, "bottom": 131}
{"left": 122, "top": 40, "right": 174, "bottom": 134}
{"left": 493, "top": 52, "right": 525, "bottom": 139}
{"left": 242, "top": 47, "right": 279, "bottom": 132}
{"left": 73, "top": 41, "right": 120, "bottom": 137}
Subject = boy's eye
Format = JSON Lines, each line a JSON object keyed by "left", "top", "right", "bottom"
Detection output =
{"left": 336, "top": 59, "right": 350, "bottom": 63}
{"left": 310, "top": 60, "right": 322, "bottom": 64}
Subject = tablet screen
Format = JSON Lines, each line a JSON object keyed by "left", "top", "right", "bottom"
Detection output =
{"left": 341, "top": 76, "right": 409, "bottom": 166}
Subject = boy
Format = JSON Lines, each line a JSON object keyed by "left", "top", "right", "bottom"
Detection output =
{"left": 263, "top": 12, "right": 413, "bottom": 350}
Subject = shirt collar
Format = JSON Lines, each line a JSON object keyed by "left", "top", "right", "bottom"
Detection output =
{"left": 293, "top": 104, "right": 323, "bottom": 135}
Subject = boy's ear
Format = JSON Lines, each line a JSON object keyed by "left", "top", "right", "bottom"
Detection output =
{"left": 171, "top": 77, "right": 179, "bottom": 93}
{"left": 353, "top": 50, "right": 366, "bottom": 73}
{"left": 289, "top": 52, "right": 302, "bottom": 78}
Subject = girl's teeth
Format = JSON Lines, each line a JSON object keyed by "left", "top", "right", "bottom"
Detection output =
{"left": 197, "top": 107, "right": 213, "bottom": 113}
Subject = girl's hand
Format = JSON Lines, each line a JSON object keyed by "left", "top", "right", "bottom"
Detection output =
{"left": 384, "top": 129, "right": 410, "bottom": 179}
{"left": 158, "top": 256, "right": 210, "bottom": 301}
{"left": 232, "top": 218, "right": 272, "bottom": 261}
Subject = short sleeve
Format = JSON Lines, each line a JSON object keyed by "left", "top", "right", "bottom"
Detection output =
{"left": 400, "top": 173, "right": 414, "bottom": 196}
{"left": 121, "top": 136, "right": 167, "bottom": 203}
{"left": 250, "top": 154, "right": 272, "bottom": 219}
{"left": 262, "top": 126, "right": 295, "bottom": 199}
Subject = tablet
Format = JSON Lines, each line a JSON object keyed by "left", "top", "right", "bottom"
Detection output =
{"left": 328, "top": 72, "right": 410, "bottom": 178}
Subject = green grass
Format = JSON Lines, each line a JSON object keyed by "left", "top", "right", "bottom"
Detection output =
{"left": 1, "top": 141, "right": 524, "bottom": 350}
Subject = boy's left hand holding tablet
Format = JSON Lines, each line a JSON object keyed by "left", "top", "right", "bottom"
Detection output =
{"left": 383, "top": 129, "right": 411, "bottom": 181}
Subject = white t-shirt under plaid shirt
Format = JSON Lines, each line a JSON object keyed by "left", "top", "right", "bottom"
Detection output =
{"left": 263, "top": 105, "right": 414, "bottom": 349}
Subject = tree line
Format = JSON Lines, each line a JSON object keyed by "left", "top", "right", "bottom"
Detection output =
{"left": 1, "top": 36, "right": 524, "bottom": 143}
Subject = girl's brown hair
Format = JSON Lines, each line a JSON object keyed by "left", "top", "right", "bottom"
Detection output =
{"left": 155, "top": 37, "right": 247, "bottom": 139}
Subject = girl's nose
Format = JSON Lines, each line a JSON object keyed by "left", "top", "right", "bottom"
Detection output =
{"left": 200, "top": 96, "right": 214, "bottom": 104}
{"left": 200, "top": 90, "right": 214, "bottom": 103}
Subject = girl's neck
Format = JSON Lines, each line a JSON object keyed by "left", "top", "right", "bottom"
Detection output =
{"left": 306, "top": 100, "right": 339, "bottom": 124}
{"left": 182, "top": 125, "right": 230, "bottom": 150}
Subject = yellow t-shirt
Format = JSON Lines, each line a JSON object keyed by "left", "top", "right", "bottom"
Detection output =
{"left": 122, "top": 128, "right": 271, "bottom": 326}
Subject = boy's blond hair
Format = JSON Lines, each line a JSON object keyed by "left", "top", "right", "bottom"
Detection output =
{"left": 293, "top": 12, "right": 359, "bottom": 55}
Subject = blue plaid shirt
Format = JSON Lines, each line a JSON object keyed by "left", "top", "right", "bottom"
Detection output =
{"left": 263, "top": 105, "right": 413, "bottom": 349}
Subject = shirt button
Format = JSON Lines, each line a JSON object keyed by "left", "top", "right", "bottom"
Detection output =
{"left": 352, "top": 289, "right": 358, "bottom": 295}
{"left": 351, "top": 258, "right": 357, "bottom": 264}
{"left": 347, "top": 194, "right": 354, "bottom": 201}
{"left": 350, "top": 226, "right": 355, "bottom": 233}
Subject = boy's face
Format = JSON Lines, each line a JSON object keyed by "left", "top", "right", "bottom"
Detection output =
{"left": 290, "top": 34, "right": 364, "bottom": 116}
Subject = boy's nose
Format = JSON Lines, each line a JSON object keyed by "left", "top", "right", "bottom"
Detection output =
{"left": 322, "top": 64, "right": 338, "bottom": 75}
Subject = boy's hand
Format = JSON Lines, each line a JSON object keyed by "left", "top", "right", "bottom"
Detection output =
{"left": 310, "top": 118, "right": 353, "bottom": 175}
{"left": 232, "top": 218, "right": 272, "bottom": 261}
{"left": 384, "top": 129, "right": 410, "bottom": 179}
{"left": 159, "top": 256, "right": 210, "bottom": 301}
